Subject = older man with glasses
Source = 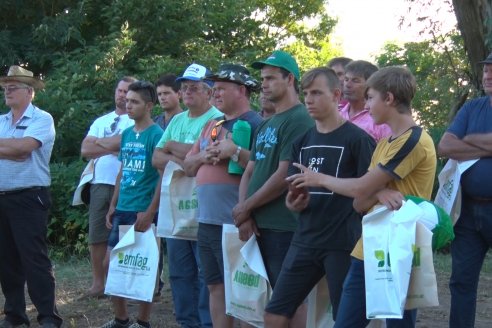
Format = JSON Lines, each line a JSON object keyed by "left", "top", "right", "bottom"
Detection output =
{"left": 80, "top": 76, "right": 137, "bottom": 299}
{"left": 152, "top": 63, "right": 221, "bottom": 328}
{"left": 0, "top": 65, "right": 62, "bottom": 327}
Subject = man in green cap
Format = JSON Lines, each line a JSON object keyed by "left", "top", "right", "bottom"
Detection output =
{"left": 232, "top": 50, "right": 314, "bottom": 325}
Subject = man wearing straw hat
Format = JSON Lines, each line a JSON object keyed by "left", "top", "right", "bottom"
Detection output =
{"left": 0, "top": 66, "right": 62, "bottom": 327}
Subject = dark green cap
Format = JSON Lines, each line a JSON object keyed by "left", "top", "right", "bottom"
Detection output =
{"left": 251, "top": 50, "right": 300, "bottom": 81}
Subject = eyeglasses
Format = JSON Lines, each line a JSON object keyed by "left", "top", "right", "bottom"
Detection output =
{"left": 180, "top": 84, "right": 202, "bottom": 93}
{"left": 110, "top": 116, "right": 120, "bottom": 133}
{"left": 1, "top": 86, "right": 29, "bottom": 93}
{"left": 210, "top": 119, "right": 225, "bottom": 142}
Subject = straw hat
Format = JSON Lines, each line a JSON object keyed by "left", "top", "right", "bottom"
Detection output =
{"left": 0, "top": 65, "right": 45, "bottom": 90}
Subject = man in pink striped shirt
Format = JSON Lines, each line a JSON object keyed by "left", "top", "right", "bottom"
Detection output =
{"left": 341, "top": 60, "right": 391, "bottom": 142}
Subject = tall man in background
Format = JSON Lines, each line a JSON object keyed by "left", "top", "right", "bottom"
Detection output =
{"left": 0, "top": 66, "right": 63, "bottom": 327}
{"left": 81, "top": 76, "right": 137, "bottom": 298}
{"left": 233, "top": 50, "right": 314, "bottom": 326}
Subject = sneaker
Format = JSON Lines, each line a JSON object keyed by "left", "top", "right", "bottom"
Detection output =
{"left": 0, "top": 320, "right": 28, "bottom": 328}
{"left": 129, "top": 323, "right": 151, "bottom": 328}
{"left": 99, "top": 319, "right": 132, "bottom": 328}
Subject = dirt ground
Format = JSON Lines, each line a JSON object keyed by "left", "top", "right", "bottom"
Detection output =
{"left": 0, "top": 254, "right": 490, "bottom": 327}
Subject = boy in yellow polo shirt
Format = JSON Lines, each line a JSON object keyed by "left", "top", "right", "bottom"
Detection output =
{"left": 287, "top": 66, "right": 436, "bottom": 327}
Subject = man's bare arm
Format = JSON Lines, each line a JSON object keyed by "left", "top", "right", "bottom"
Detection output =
{"left": 81, "top": 135, "right": 120, "bottom": 159}
{"left": 438, "top": 132, "right": 490, "bottom": 160}
{"left": 0, "top": 137, "right": 40, "bottom": 161}
{"left": 164, "top": 141, "right": 193, "bottom": 160}
{"left": 462, "top": 133, "right": 492, "bottom": 153}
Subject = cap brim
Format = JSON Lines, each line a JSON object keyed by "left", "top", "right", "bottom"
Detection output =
{"left": 0, "top": 76, "right": 45, "bottom": 90}
{"left": 251, "top": 60, "right": 269, "bottom": 70}
{"left": 175, "top": 76, "right": 203, "bottom": 82}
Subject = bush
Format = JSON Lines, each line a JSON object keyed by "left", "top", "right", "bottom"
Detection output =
{"left": 48, "top": 159, "right": 90, "bottom": 258}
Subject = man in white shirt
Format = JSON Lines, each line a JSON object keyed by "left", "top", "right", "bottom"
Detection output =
{"left": 80, "top": 76, "right": 137, "bottom": 298}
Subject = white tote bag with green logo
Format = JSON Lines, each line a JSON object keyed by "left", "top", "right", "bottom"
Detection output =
{"left": 157, "top": 160, "right": 198, "bottom": 240}
{"left": 222, "top": 224, "right": 271, "bottom": 328}
{"left": 363, "top": 201, "right": 421, "bottom": 319}
{"left": 105, "top": 225, "right": 159, "bottom": 302}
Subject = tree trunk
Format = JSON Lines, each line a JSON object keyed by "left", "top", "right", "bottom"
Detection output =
{"left": 452, "top": 0, "right": 491, "bottom": 90}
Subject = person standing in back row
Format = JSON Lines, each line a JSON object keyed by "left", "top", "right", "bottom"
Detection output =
{"left": 81, "top": 76, "right": 137, "bottom": 299}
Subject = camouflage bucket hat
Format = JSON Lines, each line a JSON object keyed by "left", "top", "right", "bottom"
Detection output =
{"left": 205, "top": 64, "right": 260, "bottom": 91}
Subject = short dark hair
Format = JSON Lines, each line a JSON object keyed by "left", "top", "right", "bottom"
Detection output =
{"left": 278, "top": 67, "right": 300, "bottom": 94}
{"left": 116, "top": 76, "right": 138, "bottom": 89}
{"left": 345, "top": 60, "right": 378, "bottom": 80}
{"left": 301, "top": 67, "right": 340, "bottom": 92}
{"left": 327, "top": 57, "right": 353, "bottom": 68}
{"left": 155, "top": 74, "right": 180, "bottom": 92}
{"left": 128, "top": 81, "right": 157, "bottom": 104}
{"left": 366, "top": 66, "right": 416, "bottom": 114}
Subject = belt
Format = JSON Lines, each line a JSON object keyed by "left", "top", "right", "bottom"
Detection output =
{"left": 466, "top": 196, "right": 492, "bottom": 203}
{"left": 0, "top": 186, "right": 46, "bottom": 196}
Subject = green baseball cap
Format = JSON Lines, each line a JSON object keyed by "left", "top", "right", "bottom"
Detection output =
{"left": 251, "top": 50, "right": 300, "bottom": 81}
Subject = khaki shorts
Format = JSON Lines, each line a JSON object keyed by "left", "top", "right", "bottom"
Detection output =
{"left": 88, "top": 184, "right": 114, "bottom": 244}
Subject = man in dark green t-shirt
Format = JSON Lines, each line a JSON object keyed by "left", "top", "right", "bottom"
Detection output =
{"left": 232, "top": 50, "right": 313, "bottom": 324}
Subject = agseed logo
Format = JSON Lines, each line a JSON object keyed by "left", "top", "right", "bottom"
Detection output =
{"left": 374, "top": 250, "right": 390, "bottom": 268}
{"left": 117, "top": 252, "right": 150, "bottom": 271}
{"left": 233, "top": 263, "right": 260, "bottom": 288}
{"left": 178, "top": 189, "right": 198, "bottom": 210}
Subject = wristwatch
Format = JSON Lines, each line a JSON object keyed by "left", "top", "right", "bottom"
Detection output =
{"left": 231, "top": 146, "right": 241, "bottom": 162}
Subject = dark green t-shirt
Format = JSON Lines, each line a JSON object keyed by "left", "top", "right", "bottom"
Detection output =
{"left": 247, "top": 104, "right": 314, "bottom": 231}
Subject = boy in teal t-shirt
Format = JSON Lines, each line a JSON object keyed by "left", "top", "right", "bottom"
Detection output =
{"left": 102, "top": 81, "right": 163, "bottom": 328}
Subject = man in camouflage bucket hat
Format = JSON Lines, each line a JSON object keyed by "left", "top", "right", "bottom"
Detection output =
{"left": 205, "top": 63, "right": 260, "bottom": 92}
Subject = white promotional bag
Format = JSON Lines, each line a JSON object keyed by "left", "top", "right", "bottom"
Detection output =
{"left": 222, "top": 224, "right": 271, "bottom": 328}
{"left": 405, "top": 222, "right": 439, "bottom": 309}
{"left": 434, "top": 159, "right": 478, "bottom": 224}
{"left": 157, "top": 161, "right": 198, "bottom": 240}
{"left": 363, "top": 201, "right": 422, "bottom": 319}
{"left": 306, "top": 277, "right": 334, "bottom": 328}
{"left": 105, "top": 225, "right": 159, "bottom": 302}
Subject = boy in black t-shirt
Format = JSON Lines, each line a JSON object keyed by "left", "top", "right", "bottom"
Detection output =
{"left": 264, "top": 67, "right": 375, "bottom": 326}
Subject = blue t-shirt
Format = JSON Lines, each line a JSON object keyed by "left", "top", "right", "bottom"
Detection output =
{"left": 448, "top": 96, "right": 492, "bottom": 198}
{"left": 117, "top": 124, "right": 164, "bottom": 211}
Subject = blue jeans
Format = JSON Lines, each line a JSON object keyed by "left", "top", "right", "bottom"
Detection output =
{"left": 166, "top": 238, "right": 211, "bottom": 328}
{"left": 334, "top": 258, "right": 417, "bottom": 328}
{"left": 449, "top": 198, "right": 492, "bottom": 328}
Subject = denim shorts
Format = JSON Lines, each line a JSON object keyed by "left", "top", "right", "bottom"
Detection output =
{"left": 107, "top": 210, "right": 157, "bottom": 248}
{"left": 197, "top": 223, "right": 224, "bottom": 285}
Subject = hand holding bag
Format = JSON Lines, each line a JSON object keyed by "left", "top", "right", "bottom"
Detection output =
{"left": 105, "top": 225, "right": 159, "bottom": 302}
{"left": 157, "top": 161, "right": 198, "bottom": 240}
{"left": 222, "top": 224, "right": 271, "bottom": 328}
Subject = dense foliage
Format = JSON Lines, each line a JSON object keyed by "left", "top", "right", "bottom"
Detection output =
{"left": 0, "top": 0, "right": 339, "bottom": 256}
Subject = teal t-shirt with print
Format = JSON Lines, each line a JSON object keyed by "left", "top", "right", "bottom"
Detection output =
{"left": 116, "top": 124, "right": 163, "bottom": 212}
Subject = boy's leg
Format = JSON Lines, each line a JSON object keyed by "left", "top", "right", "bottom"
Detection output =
{"left": 264, "top": 245, "right": 324, "bottom": 327}
{"left": 333, "top": 258, "right": 369, "bottom": 328}
{"left": 112, "top": 297, "right": 129, "bottom": 321}
{"left": 322, "top": 250, "right": 352, "bottom": 321}
{"left": 137, "top": 302, "right": 153, "bottom": 323}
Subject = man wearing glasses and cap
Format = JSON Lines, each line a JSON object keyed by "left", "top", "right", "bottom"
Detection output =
{"left": 80, "top": 76, "right": 137, "bottom": 300}
{"left": 152, "top": 63, "right": 221, "bottom": 328}
{"left": 183, "top": 64, "right": 262, "bottom": 327}
{"left": 0, "top": 65, "right": 62, "bottom": 327}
